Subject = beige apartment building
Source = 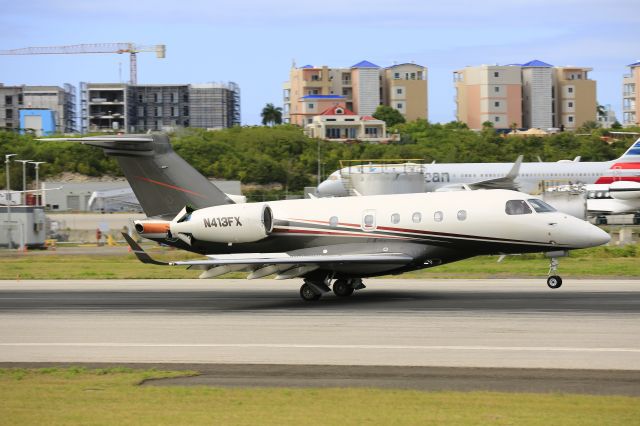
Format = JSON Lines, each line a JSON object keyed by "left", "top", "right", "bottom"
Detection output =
{"left": 283, "top": 61, "right": 427, "bottom": 127}
{"left": 622, "top": 61, "right": 639, "bottom": 127}
{"left": 454, "top": 60, "right": 596, "bottom": 131}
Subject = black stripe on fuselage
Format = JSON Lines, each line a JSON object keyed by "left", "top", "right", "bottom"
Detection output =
{"left": 278, "top": 219, "right": 557, "bottom": 247}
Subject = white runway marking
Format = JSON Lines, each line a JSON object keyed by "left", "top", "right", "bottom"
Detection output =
{"left": 1, "top": 343, "right": 639, "bottom": 353}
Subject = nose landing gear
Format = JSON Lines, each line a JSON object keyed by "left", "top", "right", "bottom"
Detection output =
{"left": 547, "top": 257, "right": 563, "bottom": 289}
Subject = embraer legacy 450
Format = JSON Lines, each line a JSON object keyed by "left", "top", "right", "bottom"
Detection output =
{"left": 45, "top": 135, "right": 610, "bottom": 301}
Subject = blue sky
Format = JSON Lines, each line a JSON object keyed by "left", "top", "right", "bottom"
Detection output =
{"left": 1, "top": 0, "right": 638, "bottom": 125}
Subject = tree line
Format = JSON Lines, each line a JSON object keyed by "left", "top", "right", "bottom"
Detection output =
{"left": 0, "top": 123, "right": 637, "bottom": 196}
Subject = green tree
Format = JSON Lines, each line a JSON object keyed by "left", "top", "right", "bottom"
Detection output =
{"left": 611, "top": 121, "right": 623, "bottom": 129}
{"left": 372, "top": 105, "right": 406, "bottom": 127}
{"left": 260, "top": 103, "right": 283, "bottom": 126}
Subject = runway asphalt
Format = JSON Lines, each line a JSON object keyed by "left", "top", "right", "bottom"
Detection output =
{"left": 0, "top": 278, "right": 639, "bottom": 393}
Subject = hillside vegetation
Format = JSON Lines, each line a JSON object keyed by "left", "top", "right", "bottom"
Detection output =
{"left": 0, "top": 123, "right": 636, "bottom": 198}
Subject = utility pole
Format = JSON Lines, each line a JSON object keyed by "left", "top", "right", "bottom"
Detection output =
{"left": 29, "top": 162, "right": 46, "bottom": 206}
{"left": 5, "top": 154, "right": 16, "bottom": 248}
{"left": 15, "top": 160, "right": 32, "bottom": 205}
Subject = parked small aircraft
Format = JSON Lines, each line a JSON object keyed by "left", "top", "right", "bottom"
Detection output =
{"left": 44, "top": 135, "right": 610, "bottom": 300}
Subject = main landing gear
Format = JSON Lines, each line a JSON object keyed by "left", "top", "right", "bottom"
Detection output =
{"left": 299, "top": 278, "right": 366, "bottom": 301}
{"left": 547, "top": 256, "right": 563, "bottom": 289}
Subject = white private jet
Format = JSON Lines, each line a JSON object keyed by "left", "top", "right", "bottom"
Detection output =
{"left": 43, "top": 135, "right": 610, "bottom": 301}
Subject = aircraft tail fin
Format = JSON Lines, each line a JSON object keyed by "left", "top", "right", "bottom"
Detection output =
{"left": 40, "top": 134, "right": 234, "bottom": 218}
{"left": 615, "top": 137, "right": 640, "bottom": 162}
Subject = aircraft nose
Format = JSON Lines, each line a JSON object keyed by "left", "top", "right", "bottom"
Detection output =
{"left": 580, "top": 222, "right": 610, "bottom": 248}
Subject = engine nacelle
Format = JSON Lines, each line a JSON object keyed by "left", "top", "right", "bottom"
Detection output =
{"left": 134, "top": 220, "right": 170, "bottom": 237}
{"left": 170, "top": 203, "right": 273, "bottom": 244}
{"left": 609, "top": 181, "right": 640, "bottom": 200}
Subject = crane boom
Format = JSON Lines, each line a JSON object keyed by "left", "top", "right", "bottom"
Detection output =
{"left": 0, "top": 43, "right": 166, "bottom": 84}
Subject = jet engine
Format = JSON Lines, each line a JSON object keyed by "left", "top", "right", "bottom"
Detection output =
{"left": 133, "top": 220, "right": 170, "bottom": 238}
{"left": 169, "top": 203, "right": 273, "bottom": 245}
{"left": 609, "top": 181, "right": 640, "bottom": 200}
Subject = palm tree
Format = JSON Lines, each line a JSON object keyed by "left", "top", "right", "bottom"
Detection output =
{"left": 261, "top": 103, "right": 283, "bottom": 126}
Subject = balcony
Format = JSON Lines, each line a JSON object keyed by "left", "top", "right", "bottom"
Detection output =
{"left": 341, "top": 80, "right": 352, "bottom": 86}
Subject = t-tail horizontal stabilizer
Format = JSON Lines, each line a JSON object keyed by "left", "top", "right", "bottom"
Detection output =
{"left": 38, "top": 134, "right": 234, "bottom": 219}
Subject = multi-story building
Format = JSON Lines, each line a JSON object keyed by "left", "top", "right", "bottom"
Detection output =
{"left": 453, "top": 65, "right": 522, "bottom": 130}
{"left": 454, "top": 60, "right": 596, "bottom": 131}
{"left": 622, "top": 61, "right": 639, "bottom": 127}
{"left": 80, "top": 82, "right": 241, "bottom": 133}
{"left": 283, "top": 60, "right": 428, "bottom": 126}
{"left": 0, "top": 84, "right": 76, "bottom": 133}
{"left": 553, "top": 66, "right": 596, "bottom": 130}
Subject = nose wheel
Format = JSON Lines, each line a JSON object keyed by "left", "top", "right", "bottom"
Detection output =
{"left": 547, "top": 257, "right": 563, "bottom": 289}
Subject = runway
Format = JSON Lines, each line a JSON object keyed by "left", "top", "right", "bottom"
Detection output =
{"left": 0, "top": 278, "right": 639, "bottom": 372}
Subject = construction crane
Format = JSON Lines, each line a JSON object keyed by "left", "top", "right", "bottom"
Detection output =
{"left": 0, "top": 43, "right": 166, "bottom": 85}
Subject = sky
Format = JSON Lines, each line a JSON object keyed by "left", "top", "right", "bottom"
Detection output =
{"left": 1, "top": 0, "right": 638, "bottom": 125}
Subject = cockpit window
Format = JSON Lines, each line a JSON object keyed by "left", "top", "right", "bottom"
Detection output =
{"left": 505, "top": 200, "right": 532, "bottom": 215}
{"left": 527, "top": 199, "right": 556, "bottom": 213}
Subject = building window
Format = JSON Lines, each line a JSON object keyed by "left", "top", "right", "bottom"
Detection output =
{"left": 568, "top": 102, "right": 573, "bottom": 108}
{"left": 394, "top": 72, "right": 400, "bottom": 79}
{"left": 5, "top": 109, "right": 12, "bottom": 119}
{"left": 171, "top": 93, "right": 176, "bottom": 103}
{"left": 138, "top": 94, "right": 143, "bottom": 102}
{"left": 308, "top": 103, "right": 315, "bottom": 109}
{"left": 494, "top": 101, "right": 500, "bottom": 107}
{"left": 153, "top": 93, "right": 159, "bottom": 102}
{"left": 335, "top": 108, "right": 343, "bottom": 115}
{"left": 396, "top": 88, "right": 403, "bottom": 95}
{"left": 494, "top": 71, "right": 499, "bottom": 77}
{"left": 495, "top": 116, "right": 500, "bottom": 122}
{"left": 494, "top": 86, "right": 500, "bottom": 93}
{"left": 4, "top": 96, "right": 12, "bottom": 105}
{"left": 568, "top": 116, "right": 574, "bottom": 123}
{"left": 396, "top": 103, "right": 403, "bottom": 109}
{"left": 568, "top": 87, "right": 574, "bottom": 93}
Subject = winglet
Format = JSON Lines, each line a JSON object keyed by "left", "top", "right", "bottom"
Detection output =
{"left": 505, "top": 155, "right": 524, "bottom": 180}
{"left": 122, "top": 232, "right": 168, "bottom": 266}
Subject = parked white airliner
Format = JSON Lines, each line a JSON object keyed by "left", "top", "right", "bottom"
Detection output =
{"left": 318, "top": 138, "right": 640, "bottom": 196}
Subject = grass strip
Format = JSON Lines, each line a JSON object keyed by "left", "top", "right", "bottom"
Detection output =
{"left": 0, "top": 244, "right": 639, "bottom": 280}
{"left": 0, "top": 368, "right": 638, "bottom": 425}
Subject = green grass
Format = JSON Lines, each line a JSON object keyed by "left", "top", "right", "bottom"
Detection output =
{"left": 0, "top": 244, "right": 639, "bottom": 280}
{"left": 0, "top": 368, "right": 638, "bottom": 425}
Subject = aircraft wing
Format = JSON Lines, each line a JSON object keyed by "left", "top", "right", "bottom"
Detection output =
{"left": 123, "top": 233, "right": 414, "bottom": 278}
{"left": 466, "top": 155, "right": 523, "bottom": 191}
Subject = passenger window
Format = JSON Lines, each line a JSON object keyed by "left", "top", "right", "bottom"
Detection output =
{"left": 457, "top": 210, "right": 467, "bottom": 221}
{"left": 527, "top": 199, "right": 556, "bottom": 213}
{"left": 362, "top": 210, "right": 376, "bottom": 231}
{"left": 412, "top": 212, "right": 422, "bottom": 223}
{"left": 329, "top": 216, "right": 339, "bottom": 227}
{"left": 391, "top": 213, "right": 400, "bottom": 224}
{"left": 434, "top": 211, "right": 443, "bottom": 222}
{"left": 505, "top": 200, "right": 532, "bottom": 215}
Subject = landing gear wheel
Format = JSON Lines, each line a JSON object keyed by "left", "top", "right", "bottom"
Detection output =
{"left": 547, "top": 275, "right": 562, "bottom": 289}
{"left": 333, "top": 279, "right": 354, "bottom": 297}
{"left": 300, "top": 283, "right": 321, "bottom": 301}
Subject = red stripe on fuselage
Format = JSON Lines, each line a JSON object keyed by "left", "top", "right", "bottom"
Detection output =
{"left": 134, "top": 176, "right": 207, "bottom": 198}
{"left": 595, "top": 176, "right": 640, "bottom": 184}
{"left": 609, "top": 162, "right": 640, "bottom": 170}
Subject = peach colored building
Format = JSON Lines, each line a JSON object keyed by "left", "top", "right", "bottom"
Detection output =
{"left": 455, "top": 60, "right": 596, "bottom": 131}
{"left": 623, "top": 61, "right": 639, "bottom": 127}
{"left": 283, "top": 60, "right": 428, "bottom": 126}
{"left": 453, "top": 65, "right": 522, "bottom": 130}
